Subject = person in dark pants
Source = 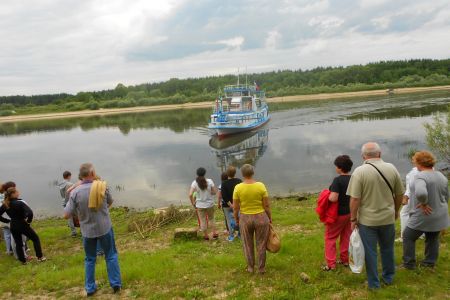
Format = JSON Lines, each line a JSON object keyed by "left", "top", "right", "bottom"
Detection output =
{"left": 0, "top": 187, "right": 46, "bottom": 264}
{"left": 401, "top": 151, "right": 449, "bottom": 269}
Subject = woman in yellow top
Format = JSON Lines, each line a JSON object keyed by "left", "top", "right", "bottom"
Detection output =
{"left": 233, "top": 164, "right": 272, "bottom": 274}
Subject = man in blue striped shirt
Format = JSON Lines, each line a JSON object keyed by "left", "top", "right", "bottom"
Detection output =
{"left": 64, "top": 163, "right": 122, "bottom": 297}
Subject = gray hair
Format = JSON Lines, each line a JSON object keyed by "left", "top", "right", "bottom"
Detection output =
{"left": 79, "top": 163, "right": 94, "bottom": 179}
{"left": 361, "top": 142, "right": 381, "bottom": 158}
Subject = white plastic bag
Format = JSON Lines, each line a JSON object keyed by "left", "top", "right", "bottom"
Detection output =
{"left": 349, "top": 228, "right": 365, "bottom": 274}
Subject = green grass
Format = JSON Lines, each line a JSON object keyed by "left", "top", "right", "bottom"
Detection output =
{"left": 0, "top": 197, "right": 449, "bottom": 299}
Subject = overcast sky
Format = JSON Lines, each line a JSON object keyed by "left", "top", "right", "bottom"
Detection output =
{"left": 1, "top": 0, "right": 449, "bottom": 96}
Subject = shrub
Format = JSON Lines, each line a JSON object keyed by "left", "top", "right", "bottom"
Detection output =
{"left": 424, "top": 105, "right": 450, "bottom": 167}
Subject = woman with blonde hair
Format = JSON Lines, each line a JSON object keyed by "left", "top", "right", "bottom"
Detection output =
{"left": 401, "top": 151, "right": 449, "bottom": 269}
{"left": 233, "top": 164, "right": 271, "bottom": 274}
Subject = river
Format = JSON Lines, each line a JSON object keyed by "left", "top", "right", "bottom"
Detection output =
{"left": 0, "top": 91, "right": 448, "bottom": 216}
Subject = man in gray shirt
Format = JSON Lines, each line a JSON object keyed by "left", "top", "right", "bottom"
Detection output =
{"left": 64, "top": 163, "right": 122, "bottom": 297}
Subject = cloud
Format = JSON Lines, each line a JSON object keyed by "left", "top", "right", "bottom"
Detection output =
{"left": 212, "top": 36, "right": 245, "bottom": 49}
{"left": 0, "top": 0, "right": 449, "bottom": 95}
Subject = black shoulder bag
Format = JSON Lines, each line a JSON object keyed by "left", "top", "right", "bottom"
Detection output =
{"left": 366, "top": 162, "right": 395, "bottom": 201}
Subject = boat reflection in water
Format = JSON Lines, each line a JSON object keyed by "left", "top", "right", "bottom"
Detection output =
{"left": 209, "top": 127, "right": 269, "bottom": 172}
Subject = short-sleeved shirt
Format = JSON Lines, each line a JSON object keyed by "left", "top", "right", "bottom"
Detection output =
{"left": 221, "top": 178, "right": 242, "bottom": 207}
{"left": 191, "top": 179, "right": 215, "bottom": 209}
{"left": 233, "top": 182, "right": 268, "bottom": 215}
{"left": 64, "top": 181, "right": 113, "bottom": 238}
{"left": 346, "top": 158, "right": 404, "bottom": 226}
{"left": 407, "top": 171, "right": 449, "bottom": 232}
{"left": 329, "top": 175, "right": 351, "bottom": 215}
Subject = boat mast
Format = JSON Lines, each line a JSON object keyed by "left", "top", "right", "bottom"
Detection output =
{"left": 245, "top": 66, "right": 248, "bottom": 87}
{"left": 237, "top": 67, "right": 240, "bottom": 85}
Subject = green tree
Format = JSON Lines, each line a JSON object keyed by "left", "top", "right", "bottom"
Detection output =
{"left": 424, "top": 105, "right": 450, "bottom": 166}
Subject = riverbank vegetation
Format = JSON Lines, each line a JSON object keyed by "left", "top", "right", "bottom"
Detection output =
{"left": 0, "top": 196, "right": 448, "bottom": 299}
{"left": 425, "top": 105, "right": 450, "bottom": 170}
{"left": 1, "top": 59, "right": 450, "bottom": 116}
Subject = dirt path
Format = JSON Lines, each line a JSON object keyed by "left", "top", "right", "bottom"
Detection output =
{"left": 1, "top": 85, "right": 449, "bottom": 123}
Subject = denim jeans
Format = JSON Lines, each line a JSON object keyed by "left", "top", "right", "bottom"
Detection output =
{"left": 2, "top": 227, "right": 13, "bottom": 253}
{"left": 223, "top": 207, "right": 236, "bottom": 237}
{"left": 358, "top": 223, "right": 395, "bottom": 289}
{"left": 83, "top": 228, "right": 121, "bottom": 293}
{"left": 402, "top": 227, "right": 440, "bottom": 268}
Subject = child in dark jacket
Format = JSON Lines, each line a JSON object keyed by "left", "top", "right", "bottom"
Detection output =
{"left": 0, "top": 187, "right": 46, "bottom": 264}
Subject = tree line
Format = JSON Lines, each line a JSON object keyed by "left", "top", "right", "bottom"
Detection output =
{"left": 1, "top": 58, "right": 449, "bottom": 115}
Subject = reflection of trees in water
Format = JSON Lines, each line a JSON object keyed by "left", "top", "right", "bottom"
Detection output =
{"left": 269, "top": 91, "right": 450, "bottom": 122}
{"left": 210, "top": 129, "right": 269, "bottom": 172}
{"left": 0, "top": 109, "right": 211, "bottom": 136}
{"left": 346, "top": 102, "right": 449, "bottom": 122}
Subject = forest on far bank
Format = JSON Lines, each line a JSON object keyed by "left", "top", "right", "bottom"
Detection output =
{"left": 1, "top": 58, "right": 449, "bottom": 116}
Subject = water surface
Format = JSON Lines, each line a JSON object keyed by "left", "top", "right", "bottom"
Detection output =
{"left": 0, "top": 91, "right": 448, "bottom": 216}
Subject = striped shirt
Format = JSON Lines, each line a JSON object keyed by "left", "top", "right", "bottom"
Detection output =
{"left": 64, "top": 180, "right": 113, "bottom": 238}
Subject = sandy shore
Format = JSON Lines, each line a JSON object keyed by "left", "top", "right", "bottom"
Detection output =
{"left": 1, "top": 85, "right": 449, "bottom": 123}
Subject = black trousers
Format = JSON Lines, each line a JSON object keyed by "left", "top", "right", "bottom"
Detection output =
{"left": 11, "top": 221, "right": 43, "bottom": 263}
{"left": 402, "top": 226, "right": 440, "bottom": 268}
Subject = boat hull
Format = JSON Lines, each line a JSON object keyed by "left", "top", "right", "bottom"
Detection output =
{"left": 208, "top": 116, "right": 270, "bottom": 137}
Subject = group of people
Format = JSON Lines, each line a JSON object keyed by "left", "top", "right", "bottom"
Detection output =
{"left": 1, "top": 141, "right": 448, "bottom": 294}
{"left": 188, "top": 141, "right": 449, "bottom": 289}
{"left": 321, "top": 142, "right": 449, "bottom": 289}
{"left": 189, "top": 163, "right": 272, "bottom": 274}
{"left": 0, "top": 181, "right": 46, "bottom": 264}
{"left": 0, "top": 163, "right": 122, "bottom": 297}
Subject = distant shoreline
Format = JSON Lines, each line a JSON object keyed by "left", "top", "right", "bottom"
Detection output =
{"left": 1, "top": 85, "right": 449, "bottom": 123}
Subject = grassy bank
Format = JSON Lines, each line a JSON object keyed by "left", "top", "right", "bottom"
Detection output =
{"left": 0, "top": 196, "right": 449, "bottom": 299}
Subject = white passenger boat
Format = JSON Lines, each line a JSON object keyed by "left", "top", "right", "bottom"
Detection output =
{"left": 208, "top": 83, "right": 270, "bottom": 137}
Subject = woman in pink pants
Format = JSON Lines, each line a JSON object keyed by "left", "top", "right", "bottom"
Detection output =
{"left": 323, "top": 155, "right": 353, "bottom": 271}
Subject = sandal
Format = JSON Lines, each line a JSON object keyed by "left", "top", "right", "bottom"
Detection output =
{"left": 321, "top": 265, "right": 335, "bottom": 271}
{"left": 337, "top": 260, "right": 349, "bottom": 267}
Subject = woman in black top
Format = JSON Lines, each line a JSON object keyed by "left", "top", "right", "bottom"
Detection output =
{"left": 323, "top": 155, "right": 353, "bottom": 271}
{"left": 0, "top": 187, "right": 46, "bottom": 264}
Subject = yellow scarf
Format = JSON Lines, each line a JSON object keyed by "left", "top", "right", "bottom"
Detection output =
{"left": 88, "top": 180, "right": 107, "bottom": 210}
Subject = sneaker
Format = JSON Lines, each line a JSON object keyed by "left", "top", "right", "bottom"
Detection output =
{"left": 419, "top": 262, "right": 435, "bottom": 269}
{"left": 397, "top": 263, "right": 415, "bottom": 270}
{"left": 37, "top": 256, "right": 47, "bottom": 262}
{"left": 227, "top": 236, "right": 235, "bottom": 242}
{"left": 87, "top": 290, "right": 97, "bottom": 297}
{"left": 71, "top": 233, "right": 78, "bottom": 238}
{"left": 113, "top": 286, "right": 121, "bottom": 294}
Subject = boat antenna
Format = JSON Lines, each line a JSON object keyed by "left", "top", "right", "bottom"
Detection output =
{"left": 245, "top": 66, "right": 248, "bottom": 86}
{"left": 237, "top": 67, "right": 240, "bottom": 85}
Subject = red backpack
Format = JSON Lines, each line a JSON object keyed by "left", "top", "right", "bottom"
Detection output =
{"left": 315, "top": 189, "right": 338, "bottom": 224}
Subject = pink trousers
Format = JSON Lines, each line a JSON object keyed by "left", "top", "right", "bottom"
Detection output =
{"left": 324, "top": 214, "right": 351, "bottom": 268}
